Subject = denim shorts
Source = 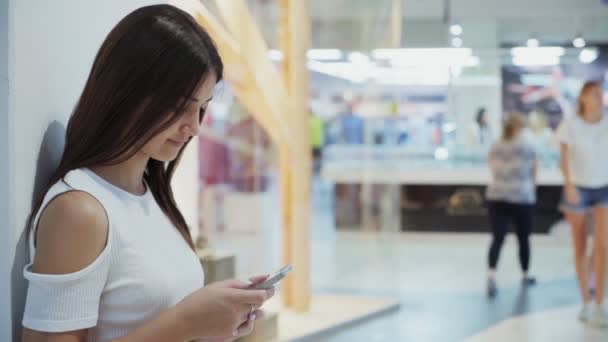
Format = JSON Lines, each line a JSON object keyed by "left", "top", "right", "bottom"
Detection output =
{"left": 560, "top": 185, "right": 608, "bottom": 213}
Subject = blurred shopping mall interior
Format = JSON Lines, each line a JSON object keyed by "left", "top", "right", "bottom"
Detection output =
{"left": 3, "top": 0, "right": 608, "bottom": 341}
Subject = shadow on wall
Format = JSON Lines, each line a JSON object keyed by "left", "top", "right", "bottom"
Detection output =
{"left": 11, "top": 120, "right": 65, "bottom": 341}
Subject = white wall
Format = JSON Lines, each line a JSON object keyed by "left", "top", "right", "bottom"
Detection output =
{"left": 1, "top": 0, "right": 11, "bottom": 340}
{"left": 1, "top": 1, "right": 205, "bottom": 340}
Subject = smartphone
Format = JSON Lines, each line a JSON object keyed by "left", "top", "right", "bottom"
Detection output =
{"left": 250, "top": 264, "right": 293, "bottom": 290}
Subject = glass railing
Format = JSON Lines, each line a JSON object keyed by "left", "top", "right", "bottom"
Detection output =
{"left": 322, "top": 143, "right": 559, "bottom": 170}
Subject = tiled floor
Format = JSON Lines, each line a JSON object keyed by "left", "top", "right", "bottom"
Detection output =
{"left": 207, "top": 178, "right": 608, "bottom": 341}
{"left": 308, "top": 233, "right": 607, "bottom": 342}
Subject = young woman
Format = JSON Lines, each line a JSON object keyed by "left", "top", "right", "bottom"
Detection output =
{"left": 557, "top": 80, "right": 608, "bottom": 327}
{"left": 485, "top": 113, "right": 538, "bottom": 297}
{"left": 22, "top": 5, "right": 274, "bottom": 342}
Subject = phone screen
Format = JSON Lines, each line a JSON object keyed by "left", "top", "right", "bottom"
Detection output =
{"left": 250, "top": 264, "right": 293, "bottom": 289}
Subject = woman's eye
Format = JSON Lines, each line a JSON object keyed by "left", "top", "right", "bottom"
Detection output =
{"left": 199, "top": 106, "right": 208, "bottom": 121}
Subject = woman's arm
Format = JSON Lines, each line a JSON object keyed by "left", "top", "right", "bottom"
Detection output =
{"left": 23, "top": 299, "right": 192, "bottom": 342}
{"left": 23, "top": 191, "right": 109, "bottom": 342}
{"left": 560, "top": 142, "right": 579, "bottom": 204}
{"left": 559, "top": 143, "right": 570, "bottom": 186}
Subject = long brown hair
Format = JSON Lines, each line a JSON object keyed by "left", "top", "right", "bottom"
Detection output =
{"left": 577, "top": 80, "right": 601, "bottom": 117}
{"left": 27, "top": 5, "right": 223, "bottom": 250}
{"left": 501, "top": 112, "right": 527, "bottom": 141}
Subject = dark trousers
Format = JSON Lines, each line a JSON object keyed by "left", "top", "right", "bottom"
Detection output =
{"left": 487, "top": 201, "right": 534, "bottom": 272}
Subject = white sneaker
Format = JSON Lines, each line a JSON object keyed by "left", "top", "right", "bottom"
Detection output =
{"left": 590, "top": 305, "right": 608, "bottom": 328}
{"left": 579, "top": 304, "right": 592, "bottom": 322}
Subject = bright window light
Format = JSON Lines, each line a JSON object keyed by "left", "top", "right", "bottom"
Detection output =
{"left": 372, "top": 48, "right": 473, "bottom": 60}
{"left": 372, "top": 48, "right": 476, "bottom": 69}
{"left": 510, "top": 47, "right": 565, "bottom": 57}
{"left": 512, "top": 55, "right": 559, "bottom": 66}
{"left": 348, "top": 52, "right": 371, "bottom": 64}
{"left": 434, "top": 147, "right": 449, "bottom": 160}
{"left": 307, "top": 60, "right": 451, "bottom": 85}
{"left": 267, "top": 49, "right": 283, "bottom": 61}
{"left": 307, "top": 49, "right": 343, "bottom": 60}
{"left": 465, "top": 56, "right": 480, "bottom": 67}
{"left": 442, "top": 123, "right": 456, "bottom": 133}
{"left": 450, "top": 66, "right": 462, "bottom": 77}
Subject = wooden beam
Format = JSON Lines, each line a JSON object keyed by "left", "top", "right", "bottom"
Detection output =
{"left": 172, "top": 0, "right": 287, "bottom": 146}
{"left": 213, "top": 0, "right": 294, "bottom": 148}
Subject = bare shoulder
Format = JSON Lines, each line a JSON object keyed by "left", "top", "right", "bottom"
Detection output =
{"left": 32, "top": 190, "right": 109, "bottom": 275}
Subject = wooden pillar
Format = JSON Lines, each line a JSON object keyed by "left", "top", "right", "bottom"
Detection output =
{"left": 278, "top": 145, "right": 294, "bottom": 306}
{"left": 277, "top": 0, "right": 294, "bottom": 309}
{"left": 181, "top": 0, "right": 285, "bottom": 144}
{"left": 279, "top": 0, "right": 311, "bottom": 311}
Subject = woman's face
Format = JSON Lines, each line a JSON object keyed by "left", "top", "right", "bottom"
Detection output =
{"left": 582, "top": 85, "right": 603, "bottom": 115}
{"left": 141, "top": 75, "right": 217, "bottom": 162}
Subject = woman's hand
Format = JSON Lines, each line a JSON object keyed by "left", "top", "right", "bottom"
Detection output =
{"left": 565, "top": 184, "right": 580, "bottom": 205}
{"left": 194, "top": 310, "right": 268, "bottom": 342}
{"left": 176, "top": 275, "right": 275, "bottom": 341}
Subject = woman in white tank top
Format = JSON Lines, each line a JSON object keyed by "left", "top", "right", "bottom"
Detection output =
{"left": 22, "top": 5, "right": 274, "bottom": 342}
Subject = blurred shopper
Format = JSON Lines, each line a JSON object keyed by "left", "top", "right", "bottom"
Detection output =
{"left": 310, "top": 110, "right": 325, "bottom": 173}
{"left": 468, "top": 107, "right": 494, "bottom": 146}
{"left": 557, "top": 80, "right": 608, "bottom": 327}
{"left": 341, "top": 103, "right": 365, "bottom": 144}
{"left": 486, "top": 113, "right": 537, "bottom": 298}
{"left": 22, "top": 5, "right": 274, "bottom": 342}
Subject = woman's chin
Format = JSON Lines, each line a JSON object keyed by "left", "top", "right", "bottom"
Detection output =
{"left": 151, "top": 151, "right": 180, "bottom": 163}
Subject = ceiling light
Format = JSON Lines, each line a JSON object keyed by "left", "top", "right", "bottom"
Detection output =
{"left": 579, "top": 48, "right": 599, "bottom": 64}
{"left": 573, "top": 36, "right": 586, "bottom": 49}
{"left": 450, "top": 23, "right": 463, "bottom": 36}
{"left": 526, "top": 37, "right": 540, "bottom": 48}
{"left": 451, "top": 37, "right": 463, "bottom": 48}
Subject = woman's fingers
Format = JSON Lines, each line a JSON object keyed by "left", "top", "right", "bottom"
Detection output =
{"left": 232, "top": 318, "right": 255, "bottom": 338}
{"left": 248, "top": 274, "right": 270, "bottom": 285}
{"left": 232, "top": 288, "right": 272, "bottom": 306}
{"left": 251, "top": 309, "right": 266, "bottom": 321}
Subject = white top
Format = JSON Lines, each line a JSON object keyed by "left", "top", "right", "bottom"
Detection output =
{"left": 556, "top": 114, "right": 608, "bottom": 188}
{"left": 486, "top": 136, "right": 537, "bottom": 204}
{"left": 22, "top": 168, "right": 205, "bottom": 341}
